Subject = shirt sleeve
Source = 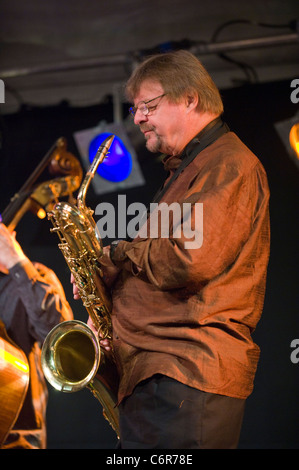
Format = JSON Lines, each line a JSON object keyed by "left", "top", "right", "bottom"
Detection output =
{"left": 7, "top": 259, "right": 73, "bottom": 343}
{"left": 112, "top": 161, "right": 268, "bottom": 291}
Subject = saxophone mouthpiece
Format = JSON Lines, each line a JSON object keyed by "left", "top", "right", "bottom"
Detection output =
{"left": 88, "top": 135, "right": 115, "bottom": 178}
{"left": 95, "top": 135, "right": 115, "bottom": 159}
{"left": 77, "top": 135, "right": 115, "bottom": 208}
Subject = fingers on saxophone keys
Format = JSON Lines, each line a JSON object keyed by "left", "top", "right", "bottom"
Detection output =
{"left": 73, "top": 285, "right": 81, "bottom": 300}
{"left": 99, "top": 333, "right": 111, "bottom": 351}
{"left": 100, "top": 339, "right": 111, "bottom": 352}
{"left": 70, "top": 273, "right": 81, "bottom": 299}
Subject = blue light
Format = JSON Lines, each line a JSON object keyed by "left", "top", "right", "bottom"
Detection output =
{"left": 88, "top": 133, "right": 132, "bottom": 182}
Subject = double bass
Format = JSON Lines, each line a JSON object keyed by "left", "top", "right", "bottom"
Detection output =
{"left": 0, "top": 138, "right": 82, "bottom": 446}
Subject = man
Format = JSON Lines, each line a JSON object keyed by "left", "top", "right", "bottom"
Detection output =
{"left": 74, "top": 50, "right": 270, "bottom": 449}
{"left": 0, "top": 222, "right": 73, "bottom": 449}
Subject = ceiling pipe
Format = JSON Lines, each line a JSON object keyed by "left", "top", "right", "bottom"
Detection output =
{"left": 0, "top": 32, "right": 298, "bottom": 79}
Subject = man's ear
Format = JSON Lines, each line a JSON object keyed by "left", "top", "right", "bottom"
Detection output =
{"left": 185, "top": 90, "right": 198, "bottom": 112}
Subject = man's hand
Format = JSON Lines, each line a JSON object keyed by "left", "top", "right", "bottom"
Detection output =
{"left": 70, "top": 244, "right": 121, "bottom": 300}
{"left": 70, "top": 244, "right": 121, "bottom": 352}
{"left": 0, "top": 223, "right": 27, "bottom": 273}
{"left": 70, "top": 280, "right": 113, "bottom": 352}
{"left": 70, "top": 273, "right": 81, "bottom": 299}
{"left": 87, "top": 316, "right": 112, "bottom": 352}
{"left": 99, "top": 245, "right": 121, "bottom": 287}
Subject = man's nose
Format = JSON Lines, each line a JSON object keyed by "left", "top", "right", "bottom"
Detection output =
{"left": 134, "top": 109, "right": 147, "bottom": 125}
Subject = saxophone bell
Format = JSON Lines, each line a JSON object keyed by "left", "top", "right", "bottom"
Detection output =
{"left": 41, "top": 320, "right": 100, "bottom": 393}
{"left": 41, "top": 320, "right": 120, "bottom": 435}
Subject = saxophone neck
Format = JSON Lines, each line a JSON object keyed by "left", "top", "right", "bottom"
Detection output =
{"left": 77, "top": 135, "right": 115, "bottom": 210}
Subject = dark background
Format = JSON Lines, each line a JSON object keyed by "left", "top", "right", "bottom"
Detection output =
{"left": 0, "top": 78, "right": 298, "bottom": 449}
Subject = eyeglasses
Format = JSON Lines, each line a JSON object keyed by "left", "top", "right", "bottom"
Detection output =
{"left": 129, "top": 93, "right": 167, "bottom": 117}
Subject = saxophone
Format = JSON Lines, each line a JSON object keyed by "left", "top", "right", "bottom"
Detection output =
{"left": 41, "top": 135, "right": 119, "bottom": 436}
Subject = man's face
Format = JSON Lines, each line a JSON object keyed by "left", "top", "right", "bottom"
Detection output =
{"left": 132, "top": 80, "right": 187, "bottom": 156}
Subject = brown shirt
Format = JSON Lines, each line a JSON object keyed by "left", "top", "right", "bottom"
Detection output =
{"left": 112, "top": 131, "right": 270, "bottom": 403}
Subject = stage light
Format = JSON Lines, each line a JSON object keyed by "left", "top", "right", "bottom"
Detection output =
{"left": 88, "top": 132, "right": 132, "bottom": 182}
{"left": 275, "top": 113, "right": 299, "bottom": 171}
{"left": 37, "top": 208, "right": 47, "bottom": 219}
{"left": 74, "top": 121, "right": 145, "bottom": 195}
{"left": 289, "top": 123, "right": 299, "bottom": 160}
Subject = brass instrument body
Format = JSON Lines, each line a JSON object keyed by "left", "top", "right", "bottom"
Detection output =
{"left": 41, "top": 135, "right": 120, "bottom": 436}
{"left": 48, "top": 200, "right": 112, "bottom": 338}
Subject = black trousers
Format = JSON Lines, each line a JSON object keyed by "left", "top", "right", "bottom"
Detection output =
{"left": 118, "top": 375, "right": 246, "bottom": 449}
